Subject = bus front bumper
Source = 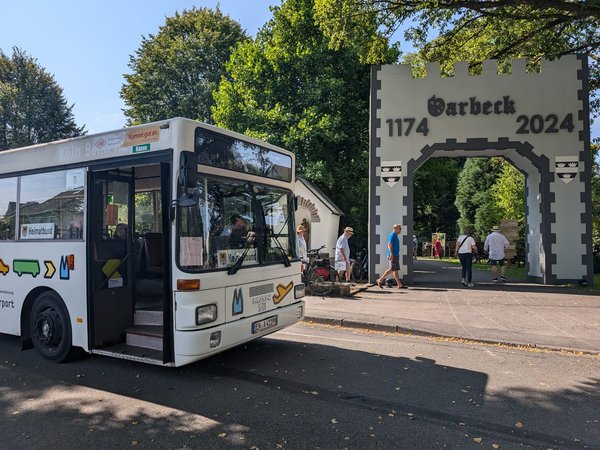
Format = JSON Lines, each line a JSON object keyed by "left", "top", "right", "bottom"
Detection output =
{"left": 173, "top": 301, "right": 305, "bottom": 366}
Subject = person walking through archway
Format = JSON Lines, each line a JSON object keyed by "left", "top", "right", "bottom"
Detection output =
{"left": 376, "top": 224, "right": 407, "bottom": 289}
{"left": 456, "top": 227, "right": 477, "bottom": 287}
{"left": 484, "top": 225, "right": 510, "bottom": 282}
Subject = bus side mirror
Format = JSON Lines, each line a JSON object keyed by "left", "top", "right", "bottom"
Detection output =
{"left": 178, "top": 151, "right": 198, "bottom": 190}
{"left": 178, "top": 151, "right": 199, "bottom": 207}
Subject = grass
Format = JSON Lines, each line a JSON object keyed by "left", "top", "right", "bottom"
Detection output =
{"left": 422, "top": 257, "right": 600, "bottom": 289}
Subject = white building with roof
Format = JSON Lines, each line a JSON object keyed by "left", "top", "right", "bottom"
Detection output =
{"left": 295, "top": 177, "right": 343, "bottom": 258}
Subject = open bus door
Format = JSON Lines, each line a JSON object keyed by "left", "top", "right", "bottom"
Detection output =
{"left": 87, "top": 161, "right": 173, "bottom": 364}
{"left": 88, "top": 170, "right": 135, "bottom": 347}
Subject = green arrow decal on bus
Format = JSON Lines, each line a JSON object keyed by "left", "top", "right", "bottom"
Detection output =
{"left": 13, "top": 260, "right": 40, "bottom": 277}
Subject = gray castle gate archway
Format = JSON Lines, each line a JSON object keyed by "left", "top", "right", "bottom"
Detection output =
{"left": 369, "top": 55, "right": 592, "bottom": 285}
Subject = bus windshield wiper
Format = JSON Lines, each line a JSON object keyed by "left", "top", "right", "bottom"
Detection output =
{"left": 267, "top": 231, "right": 291, "bottom": 267}
{"left": 227, "top": 233, "right": 257, "bottom": 275}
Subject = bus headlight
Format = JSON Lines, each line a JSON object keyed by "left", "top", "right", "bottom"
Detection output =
{"left": 196, "top": 304, "right": 217, "bottom": 325}
{"left": 294, "top": 283, "right": 305, "bottom": 299}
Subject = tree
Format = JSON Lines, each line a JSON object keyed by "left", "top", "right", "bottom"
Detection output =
{"left": 492, "top": 162, "right": 525, "bottom": 226}
{"left": 454, "top": 158, "right": 503, "bottom": 238}
{"left": 213, "top": 0, "right": 399, "bottom": 251}
{"left": 121, "top": 7, "right": 248, "bottom": 125}
{"left": 0, "top": 47, "right": 84, "bottom": 150}
{"left": 315, "top": 0, "right": 600, "bottom": 113}
{"left": 413, "top": 158, "right": 461, "bottom": 239}
{"left": 592, "top": 142, "right": 600, "bottom": 271}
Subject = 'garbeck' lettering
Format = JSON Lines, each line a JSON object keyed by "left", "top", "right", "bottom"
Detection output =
{"left": 428, "top": 95, "right": 516, "bottom": 117}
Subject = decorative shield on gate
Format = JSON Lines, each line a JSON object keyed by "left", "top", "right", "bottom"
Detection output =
{"left": 555, "top": 156, "right": 578, "bottom": 184}
{"left": 380, "top": 160, "right": 402, "bottom": 187}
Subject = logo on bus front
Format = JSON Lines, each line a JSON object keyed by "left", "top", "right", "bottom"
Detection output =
{"left": 232, "top": 288, "right": 244, "bottom": 315}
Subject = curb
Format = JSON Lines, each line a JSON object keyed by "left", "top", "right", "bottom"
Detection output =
{"left": 302, "top": 316, "right": 600, "bottom": 357}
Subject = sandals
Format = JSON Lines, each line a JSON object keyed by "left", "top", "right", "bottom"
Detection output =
{"left": 376, "top": 280, "right": 384, "bottom": 289}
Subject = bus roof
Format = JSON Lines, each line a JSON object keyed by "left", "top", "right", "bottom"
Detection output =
{"left": 0, "top": 118, "right": 294, "bottom": 176}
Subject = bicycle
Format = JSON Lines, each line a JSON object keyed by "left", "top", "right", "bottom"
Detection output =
{"left": 302, "top": 245, "right": 337, "bottom": 296}
{"left": 350, "top": 248, "right": 368, "bottom": 283}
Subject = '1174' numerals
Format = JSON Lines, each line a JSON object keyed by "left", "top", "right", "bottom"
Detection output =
{"left": 386, "top": 118, "right": 429, "bottom": 137}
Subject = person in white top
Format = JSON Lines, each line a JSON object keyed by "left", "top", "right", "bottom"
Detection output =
{"left": 335, "top": 227, "right": 353, "bottom": 283}
{"left": 296, "top": 225, "right": 309, "bottom": 274}
{"left": 455, "top": 227, "right": 478, "bottom": 287}
{"left": 484, "top": 225, "right": 510, "bottom": 281}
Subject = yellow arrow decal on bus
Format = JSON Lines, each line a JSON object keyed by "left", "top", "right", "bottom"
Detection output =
{"left": 44, "top": 260, "right": 56, "bottom": 279}
{"left": 0, "top": 258, "right": 8, "bottom": 276}
{"left": 273, "top": 282, "right": 293, "bottom": 304}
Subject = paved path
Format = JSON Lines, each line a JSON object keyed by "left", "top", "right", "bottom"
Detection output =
{"left": 303, "top": 259, "right": 600, "bottom": 354}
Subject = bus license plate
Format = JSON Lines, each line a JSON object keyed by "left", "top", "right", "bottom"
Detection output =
{"left": 252, "top": 315, "right": 278, "bottom": 334}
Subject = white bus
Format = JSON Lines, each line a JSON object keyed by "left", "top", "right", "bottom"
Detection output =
{"left": 0, "top": 117, "right": 305, "bottom": 366}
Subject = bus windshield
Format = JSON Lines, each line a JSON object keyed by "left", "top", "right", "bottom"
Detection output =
{"left": 178, "top": 175, "right": 295, "bottom": 272}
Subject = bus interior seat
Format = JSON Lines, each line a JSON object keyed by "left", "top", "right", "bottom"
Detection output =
{"left": 142, "top": 233, "right": 163, "bottom": 275}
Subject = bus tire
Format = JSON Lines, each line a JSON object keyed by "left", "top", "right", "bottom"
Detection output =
{"left": 30, "top": 291, "right": 73, "bottom": 363}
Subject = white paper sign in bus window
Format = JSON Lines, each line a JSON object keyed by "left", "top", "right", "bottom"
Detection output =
{"left": 20, "top": 223, "right": 55, "bottom": 240}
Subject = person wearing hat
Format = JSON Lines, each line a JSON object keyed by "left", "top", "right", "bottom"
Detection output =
{"left": 376, "top": 224, "right": 407, "bottom": 289}
{"left": 335, "top": 226, "right": 354, "bottom": 283}
{"left": 484, "top": 225, "right": 510, "bottom": 281}
{"left": 296, "top": 225, "right": 309, "bottom": 273}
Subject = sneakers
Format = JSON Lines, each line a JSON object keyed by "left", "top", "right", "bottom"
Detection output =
{"left": 461, "top": 278, "right": 467, "bottom": 286}
{"left": 500, "top": 276, "right": 507, "bottom": 282}
{"left": 468, "top": 282, "right": 474, "bottom": 287}
{"left": 492, "top": 277, "right": 499, "bottom": 282}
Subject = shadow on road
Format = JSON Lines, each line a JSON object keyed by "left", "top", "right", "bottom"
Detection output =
{"left": 0, "top": 332, "right": 597, "bottom": 449}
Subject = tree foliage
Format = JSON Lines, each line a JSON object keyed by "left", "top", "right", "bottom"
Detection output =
{"left": 454, "top": 158, "right": 504, "bottom": 239}
{"left": 0, "top": 47, "right": 84, "bottom": 150}
{"left": 121, "top": 7, "right": 248, "bottom": 125}
{"left": 315, "top": 0, "right": 600, "bottom": 113}
{"left": 413, "top": 158, "right": 461, "bottom": 239}
{"left": 492, "top": 162, "right": 525, "bottom": 227}
{"left": 592, "top": 144, "right": 600, "bottom": 263}
{"left": 213, "top": 0, "right": 398, "bottom": 250}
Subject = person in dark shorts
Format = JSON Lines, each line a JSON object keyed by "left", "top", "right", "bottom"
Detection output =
{"left": 484, "top": 225, "right": 510, "bottom": 281}
{"left": 376, "top": 224, "right": 407, "bottom": 289}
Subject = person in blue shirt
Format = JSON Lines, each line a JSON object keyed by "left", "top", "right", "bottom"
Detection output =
{"left": 376, "top": 224, "right": 407, "bottom": 289}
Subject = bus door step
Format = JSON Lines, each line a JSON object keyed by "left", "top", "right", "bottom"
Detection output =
{"left": 126, "top": 324, "right": 163, "bottom": 351}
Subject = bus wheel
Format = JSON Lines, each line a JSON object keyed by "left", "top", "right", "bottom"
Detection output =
{"left": 30, "top": 292, "right": 73, "bottom": 362}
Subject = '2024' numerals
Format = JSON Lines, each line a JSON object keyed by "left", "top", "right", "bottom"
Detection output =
{"left": 516, "top": 113, "right": 574, "bottom": 134}
{"left": 386, "top": 118, "right": 429, "bottom": 137}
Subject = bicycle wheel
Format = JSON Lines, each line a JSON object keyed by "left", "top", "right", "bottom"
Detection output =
{"left": 308, "top": 268, "right": 328, "bottom": 295}
{"left": 350, "top": 261, "right": 364, "bottom": 282}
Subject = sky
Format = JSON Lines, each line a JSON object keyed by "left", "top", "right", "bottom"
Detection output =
{"left": 1, "top": 0, "right": 278, "bottom": 134}
{"left": 1, "top": 1, "right": 598, "bottom": 140}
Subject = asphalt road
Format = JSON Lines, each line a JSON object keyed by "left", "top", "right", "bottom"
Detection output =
{"left": 0, "top": 323, "right": 598, "bottom": 449}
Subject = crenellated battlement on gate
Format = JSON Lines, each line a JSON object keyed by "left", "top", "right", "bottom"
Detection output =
{"left": 386, "top": 55, "right": 579, "bottom": 81}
